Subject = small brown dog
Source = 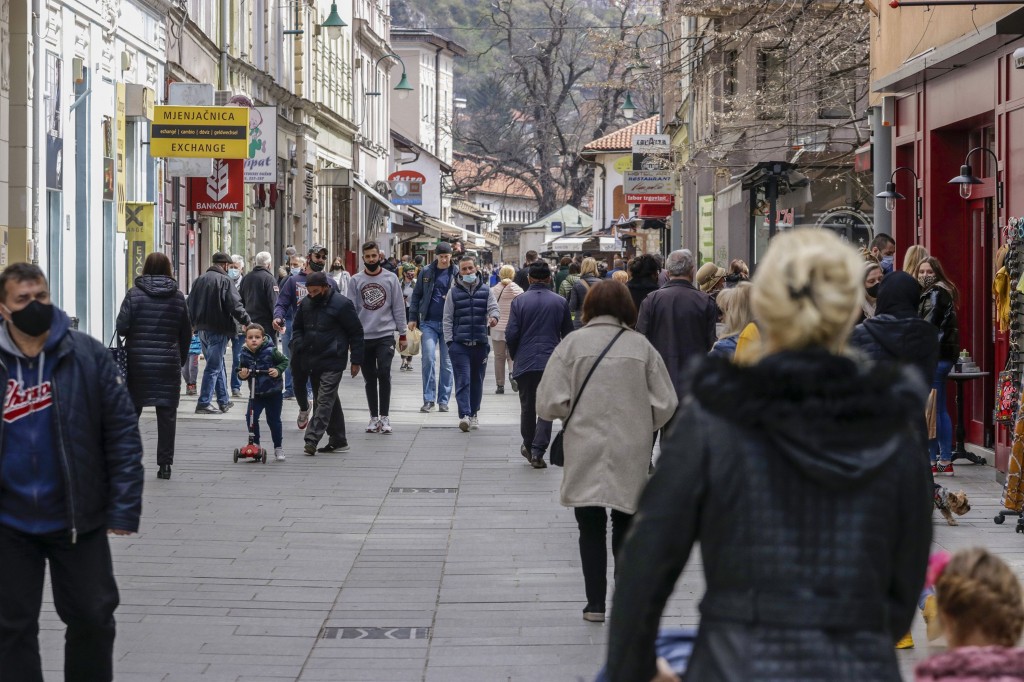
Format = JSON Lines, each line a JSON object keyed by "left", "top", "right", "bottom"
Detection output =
{"left": 934, "top": 484, "right": 971, "bottom": 526}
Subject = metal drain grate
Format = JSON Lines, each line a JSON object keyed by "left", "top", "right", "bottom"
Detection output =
{"left": 390, "top": 487, "right": 457, "bottom": 494}
{"left": 320, "top": 626, "right": 431, "bottom": 640}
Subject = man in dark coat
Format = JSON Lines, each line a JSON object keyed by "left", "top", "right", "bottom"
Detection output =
{"left": 513, "top": 250, "right": 539, "bottom": 290}
{"left": 0, "top": 263, "right": 144, "bottom": 680}
{"left": 292, "top": 272, "right": 364, "bottom": 456}
{"left": 506, "top": 261, "right": 573, "bottom": 468}
{"left": 187, "top": 252, "right": 250, "bottom": 413}
{"left": 239, "top": 251, "right": 280, "bottom": 342}
{"left": 635, "top": 249, "right": 717, "bottom": 398}
{"left": 116, "top": 255, "right": 191, "bottom": 479}
{"left": 407, "top": 243, "right": 457, "bottom": 412}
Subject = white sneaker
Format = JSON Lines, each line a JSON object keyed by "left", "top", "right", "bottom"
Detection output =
{"left": 366, "top": 416, "right": 381, "bottom": 433}
{"left": 379, "top": 416, "right": 392, "bottom": 434}
{"left": 459, "top": 417, "right": 471, "bottom": 432}
{"left": 470, "top": 416, "right": 479, "bottom": 430}
{"left": 297, "top": 409, "right": 309, "bottom": 430}
{"left": 274, "top": 447, "right": 286, "bottom": 462}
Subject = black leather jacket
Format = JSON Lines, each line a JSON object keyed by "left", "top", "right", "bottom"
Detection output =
{"left": 0, "top": 314, "right": 144, "bottom": 538}
{"left": 919, "top": 285, "right": 959, "bottom": 362}
{"left": 187, "top": 265, "right": 250, "bottom": 335}
{"left": 606, "top": 351, "right": 933, "bottom": 682}
{"left": 291, "top": 287, "right": 364, "bottom": 373}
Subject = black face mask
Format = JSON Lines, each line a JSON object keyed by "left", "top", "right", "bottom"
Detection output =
{"left": 9, "top": 300, "right": 54, "bottom": 337}
{"left": 364, "top": 261, "right": 381, "bottom": 273}
{"left": 308, "top": 260, "right": 325, "bottom": 272}
{"left": 866, "top": 283, "right": 881, "bottom": 299}
{"left": 330, "top": 265, "right": 342, "bottom": 272}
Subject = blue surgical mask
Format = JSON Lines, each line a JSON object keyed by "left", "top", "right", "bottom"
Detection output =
{"left": 461, "top": 273, "right": 478, "bottom": 285}
{"left": 290, "top": 267, "right": 301, "bottom": 276}
{"left": 881, "top": 255, "right": 894, "bottom": 271}
{"left": 227, "top": 269, "right": 240, "bottom": 280}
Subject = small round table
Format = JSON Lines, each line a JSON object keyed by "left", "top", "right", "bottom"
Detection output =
{"left": 947, "top": 370, "right": 989, "bottom": 465}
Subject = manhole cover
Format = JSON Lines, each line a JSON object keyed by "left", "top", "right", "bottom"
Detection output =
{"left": 320, "top": 627, "right": 430, "bottom": 640}
{"left": 390, "top": 487, "right": 457, "bottom": 493}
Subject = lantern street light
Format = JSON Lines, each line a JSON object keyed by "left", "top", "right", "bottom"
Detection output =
{"left": 948, "top": 146, "right": 1003, "bottom": 208}
{"left": 321, "top": 2, "right": 347, "bottom": 40}
{"left": 621, "top": 92, "right": 637, "bottom": 120}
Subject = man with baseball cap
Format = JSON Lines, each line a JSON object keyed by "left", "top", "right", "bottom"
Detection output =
{"left": 407, "top": 242, "right": 458, "bottom": 413}
{"left": 188, "top": 252, "right": 251, "bottom": 414}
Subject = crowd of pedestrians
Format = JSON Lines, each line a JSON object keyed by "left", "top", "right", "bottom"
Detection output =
{"left": 3, "top": 228, "right": 1023, "bottom": 682}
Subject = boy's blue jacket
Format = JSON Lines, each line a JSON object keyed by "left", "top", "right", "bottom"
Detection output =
{"left": 236, "top": 337, "right": 288, "bottom": 396}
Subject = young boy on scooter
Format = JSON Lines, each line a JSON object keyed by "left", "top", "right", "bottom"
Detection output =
{"left": 237, "top": 323, "right": 289, "bottom": 461}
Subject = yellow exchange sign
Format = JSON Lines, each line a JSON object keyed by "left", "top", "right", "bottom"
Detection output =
{"left": 150, "top": 106, "right": 250, "bottom": 159}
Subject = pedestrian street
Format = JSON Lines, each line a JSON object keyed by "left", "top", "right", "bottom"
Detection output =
{"left": 33, "top": 358, "right": 1024, "bottom": 681}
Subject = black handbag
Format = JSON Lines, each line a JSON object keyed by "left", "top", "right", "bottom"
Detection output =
{"left": 108, "top": 332, "right": 128, "bottom": 380}
{"left": 550, "top": 329, "right": 625, "bottom": 467}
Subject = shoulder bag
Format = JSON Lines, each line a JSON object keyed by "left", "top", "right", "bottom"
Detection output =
{"left": 108, "top": 332, "right": 128, "bottom": 380}
{"left": 549, "top": 328, "right": 626, "bottom": 466}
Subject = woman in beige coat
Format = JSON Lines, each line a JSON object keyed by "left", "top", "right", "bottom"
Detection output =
{"left": 490, "top": 264, "right": 524, "bottom": 394}
{"left": 537, "top": 280, "right": 678, "bottom": 623}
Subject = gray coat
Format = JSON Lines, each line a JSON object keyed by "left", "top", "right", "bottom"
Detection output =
{"left": 636, "top": 278, "right": 717, "bottom": 397}
{"left": 536, "top": 316, "right": 678, "bottom": 514}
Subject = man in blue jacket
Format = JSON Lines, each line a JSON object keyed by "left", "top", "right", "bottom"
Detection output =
{"left": 407, "top": 243, "right": 457, "bottom": 413}
{"left": 0, "top": 263, "right": 144, "bottom": 681}
{"left": 506, "top": 261, "right": 574, "bottom": 468}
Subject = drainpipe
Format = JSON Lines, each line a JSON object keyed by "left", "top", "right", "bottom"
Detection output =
{"left": 220, "top": 0, "right": 229, "bottom": 253}
{"left": 31, "top": 0, "right": 43, "bottom": 264}
{"left": 870, "top": 106, "right": 893, "bottom": 237}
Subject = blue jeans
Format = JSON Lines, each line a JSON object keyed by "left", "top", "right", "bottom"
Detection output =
{"left": 230, "top": 333, "right": 244, "bottom": 393}
{"left": 930, "top": 359, "right": 954, "bottom": 463}
{"left": 198, "top": 331, "right": 230, "bottom": 407}
{"left": 420, "top": 320, "right": 453, "bottom": 405}
{"left": 449, "top": 342, "right": 489, "bottom": 419}
{"left": 247, "top": 392, "right": 284, "bottom": 448}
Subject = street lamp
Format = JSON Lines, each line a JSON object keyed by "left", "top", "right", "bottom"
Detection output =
{"left": 875, "top": 166, "right": 922, "bottom": 217}
{"left": 365, "top": 53, "right": 415, "bottom": 101}
{"left": 621, "top": 92, "right": 636, "bottom": 120}
{"left": 321, "top": 2, "right": 347, "bottom": 40}
{"left": 629, "top": 27, "right": 671, "bottom": 133}
{"left": 948, "top": 146, "right": 1003, "bottom": 208}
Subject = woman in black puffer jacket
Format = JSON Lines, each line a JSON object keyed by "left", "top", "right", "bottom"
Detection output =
{"left": 116, "top": 252, "right": 192, "bottom": 480}
{"left": 605, "top": 228, "right": 932, "bottom": 682}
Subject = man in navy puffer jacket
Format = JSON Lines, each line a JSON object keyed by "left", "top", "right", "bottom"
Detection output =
{"left": 0, "top": 263, "right": 143, "bottom": 681}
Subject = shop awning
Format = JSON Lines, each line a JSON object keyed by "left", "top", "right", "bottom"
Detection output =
{"left": 638, "top": 203, "right": 672, "bottom": 219}
{"left": 599, "top": 237, "right": 623, "bottom": 250}
{"left": 352, "top": 176, "right": 397, "bottom": 212}
{"left": 549, "top": 237, "right": 588, "bottom": 250}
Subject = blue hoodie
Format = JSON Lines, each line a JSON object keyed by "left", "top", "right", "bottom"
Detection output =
{"left": 0, "top": 309, "right": 72, "bottom": 534}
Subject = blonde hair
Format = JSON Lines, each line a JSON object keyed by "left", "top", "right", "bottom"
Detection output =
{"left": 751, "top": 228, "right": 863, "bottom": 354}
{"left": 903, "top": 244, "right": 929, "bottom": 276}
{"left": 580, "top": 257, "right": 599, "bottom": 278}
{"left": 936, "top": 548, "right": 1024, "bottom": 647}
{"left": 718, "top": 281, "right": 754, "bottom": 336}
{"left": 499, "top": 265, "right": 516, "bottom": 281}
{"left": 612, "top": 270, "right": 629, "bottom": 283}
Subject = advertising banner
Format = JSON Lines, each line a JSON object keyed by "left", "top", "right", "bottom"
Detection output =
{"left": 388, "top": 170, "right": 425, "bottom": 206}
{"left": 631, "top": 134, "right": 672, "bottom": 171}
{"left": 698, "top": 195, "right": 715, "bottom": 264}
{"left": 125, "top": 203, "right": 155, "bottom": 288}
{"left": 189, "top": 159, "right": 245, "bottom": 212}
{"left": 244, "top": 106, "right": 276, "bottom": 183}
{"left": 151, "top": 106, "right": 250, "bottom": 159}
{"left": 624, "top": 170, "right": 675, "bottom": 203}
{"left": 116, "top": 83, "right": 127, "bottom": 233}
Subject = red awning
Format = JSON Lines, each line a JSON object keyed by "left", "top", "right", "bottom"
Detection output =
{"left": 638, "top": 203, "right": 672, "bottom": 219}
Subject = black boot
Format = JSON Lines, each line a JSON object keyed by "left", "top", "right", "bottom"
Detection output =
{"left": 157, "top": 464, "right": 171, "bottom": 480}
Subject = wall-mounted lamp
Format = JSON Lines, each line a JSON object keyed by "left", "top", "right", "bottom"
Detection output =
{"left": 948, "top": 146, "right": 1003, "bottom": 208}
{"left": 875, "top": 166, "right": 922, "bottom": 217}
{"left": 321, "top": 2, "right": 347, "bottom": 40}
{"left": 365, "top": 53, "right": 414, "bottom": 101}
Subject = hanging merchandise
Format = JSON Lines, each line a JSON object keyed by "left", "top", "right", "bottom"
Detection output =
{"left": 996, "top": 218, "right": 1024, "bottom": 529}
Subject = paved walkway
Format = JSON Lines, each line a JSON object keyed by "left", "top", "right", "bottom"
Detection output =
{"left": 36, "top": 355, "right": 1024, "bottom": 681}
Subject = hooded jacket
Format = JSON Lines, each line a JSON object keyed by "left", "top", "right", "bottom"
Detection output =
{"left": 236, "top": 336, "right": 288, "bottom": 396}
{"left": 915, "top": 646, "right": 1024, "bottom": 681}
{"left": 849, "top": 271, "right": 939, "bottom": 390}
{"left": 0, "top": 309, "right": 144, "bottom": 538}
{"left": 274, "top": 270, "right": 339, "bottom": 323}
{"left": 116, "top": 275, "right": 192, "bottom": 407}
{"left": 605, "top": 350, "right": 933, "bottom": 682}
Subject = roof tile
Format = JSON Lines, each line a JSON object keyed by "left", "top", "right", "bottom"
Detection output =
{"left": 582, "top": 115, "right": 660, "bottom": 152}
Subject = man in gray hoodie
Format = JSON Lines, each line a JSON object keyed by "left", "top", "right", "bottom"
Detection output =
{"left": 347, "top": 241, "right": 407, "bottom": 434}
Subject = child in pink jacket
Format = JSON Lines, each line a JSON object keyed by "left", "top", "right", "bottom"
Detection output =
{"left": 915, "top": 548, "right": 1024, "bottom": 681}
